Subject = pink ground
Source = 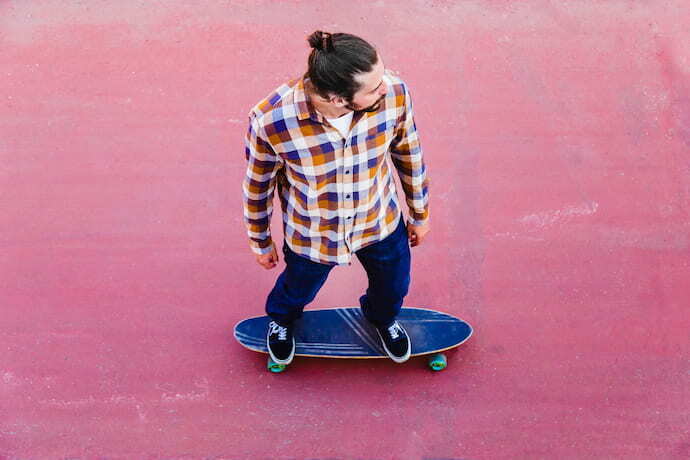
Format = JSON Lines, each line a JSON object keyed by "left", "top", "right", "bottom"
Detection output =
{"left": 1, "top": 1, "right": 689, "bottom": 458}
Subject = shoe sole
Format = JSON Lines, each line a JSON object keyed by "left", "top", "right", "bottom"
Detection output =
{"left": 375, "top": 329, "right": 411, "bottom": 363}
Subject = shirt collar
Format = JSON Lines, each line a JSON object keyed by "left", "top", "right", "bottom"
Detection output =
{"left": 294, "top": 76, "right": 323, "bottom": 123}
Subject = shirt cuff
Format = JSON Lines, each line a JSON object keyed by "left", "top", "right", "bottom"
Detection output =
{"left": 407, "top": 212, "right": 429, "bottom": 227}
{"left": 249, "top": 239, "right": 275, "bottom": 256}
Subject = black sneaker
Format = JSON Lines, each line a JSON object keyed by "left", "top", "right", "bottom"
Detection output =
{"left": 266, "top": 320, "right": 295, "bottom": 365}
{"left": 375, "top": 320, "right": 411, "bottom": 363}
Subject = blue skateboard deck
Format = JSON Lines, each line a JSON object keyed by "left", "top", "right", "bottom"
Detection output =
{"left": 234, "top": 307, "right": 472, "bottom": 359}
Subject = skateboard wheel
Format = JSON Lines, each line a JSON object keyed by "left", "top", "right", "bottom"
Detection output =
{"left": 267, "top": 356, "right": 287, "bottom": 373}
{"left": 428, "top": 353, "right": 447, "bottom": 371}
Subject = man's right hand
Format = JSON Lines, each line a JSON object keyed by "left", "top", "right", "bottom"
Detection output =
{"left": 255, "top": 246, "right": 279, "bottom": 270}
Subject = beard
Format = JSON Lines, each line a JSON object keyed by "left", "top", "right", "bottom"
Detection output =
{"left": 346, "top": 94, "right": 385, "bottom": 113}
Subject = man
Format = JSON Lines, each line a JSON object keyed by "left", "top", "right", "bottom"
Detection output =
{"left": 242, "top": 31, "right": 430, "bottom": 366}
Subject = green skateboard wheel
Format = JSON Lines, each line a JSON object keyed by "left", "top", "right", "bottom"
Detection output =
{"left": 267, "top": 356, "right": 287, "bottom": 373}
{"left": 428, "top": 353, "right": 447, "bottom": 371}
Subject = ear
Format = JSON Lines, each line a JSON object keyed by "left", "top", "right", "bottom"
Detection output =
{"left": 330, "top": 95, "right": 348, "bottom": 107}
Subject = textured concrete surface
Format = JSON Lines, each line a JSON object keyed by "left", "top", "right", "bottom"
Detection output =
{"left": 1, "top": 0, "right": 689, "bottom": 458}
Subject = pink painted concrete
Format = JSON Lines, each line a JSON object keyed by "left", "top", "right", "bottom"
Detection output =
{"left": 1, "top": 1, "right": 689, "bottom": 458}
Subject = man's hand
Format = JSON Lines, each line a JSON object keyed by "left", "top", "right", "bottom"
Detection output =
{"left": 255, "top": 246, "right": 279, "bottom": 270}
{"left": 407, "top": 221, "right": 430, "bottom": 247}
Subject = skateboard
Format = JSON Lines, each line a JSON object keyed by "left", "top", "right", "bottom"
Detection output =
{"left": 233, "top": 307, "right": 473, "bottom": 373}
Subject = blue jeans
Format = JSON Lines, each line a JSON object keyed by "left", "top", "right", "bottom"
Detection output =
{"left": 265, "top": 216, "right": 411, "bottom": 328}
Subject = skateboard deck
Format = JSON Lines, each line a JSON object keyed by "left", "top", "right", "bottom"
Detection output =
{"left": 234, "top": 307, "right": 472, "bottom": 371}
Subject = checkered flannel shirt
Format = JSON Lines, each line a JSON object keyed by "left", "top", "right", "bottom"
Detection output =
{"left": 242, "top": 68, "right": 429, "bottom": 266}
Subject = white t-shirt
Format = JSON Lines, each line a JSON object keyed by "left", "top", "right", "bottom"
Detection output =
{"left": 325, "top": 111, "right": 354, "bottom": 139}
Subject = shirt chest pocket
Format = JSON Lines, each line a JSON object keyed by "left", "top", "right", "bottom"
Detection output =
{"left": 280, "top": 148, "right": 336, "bottom": 192}
{"left": 364, "top": 121, "right": 397, "bottom": 153}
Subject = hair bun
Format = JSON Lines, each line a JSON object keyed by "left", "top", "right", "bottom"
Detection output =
{"left": 307, "top": 30, "right": 334, "bottom": 52}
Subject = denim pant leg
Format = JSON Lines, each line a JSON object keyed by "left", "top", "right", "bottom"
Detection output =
{"left": 265, "top": 242, "right": 335, "bottom": 326}
{"left": 355, "top": 216, "right": 411, "bottom": 328}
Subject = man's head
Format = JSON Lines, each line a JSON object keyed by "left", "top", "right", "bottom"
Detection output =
{"left": 305, "top": 31, "right": 388, "bottom": 114}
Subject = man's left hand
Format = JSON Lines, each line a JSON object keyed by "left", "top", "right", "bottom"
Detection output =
{"left": 407, "top": 221, "right": 430, "bottom": 247}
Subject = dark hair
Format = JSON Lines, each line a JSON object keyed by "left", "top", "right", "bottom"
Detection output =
{"left": 305, "top": 30, "right": 378, "bottom": 102}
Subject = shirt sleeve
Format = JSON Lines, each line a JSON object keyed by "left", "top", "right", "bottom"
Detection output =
{"left": 389, "top": 82, "right": 430, "bottom": 226}
{"left": 242, "top": 115, "right": 284, "bottom": 255}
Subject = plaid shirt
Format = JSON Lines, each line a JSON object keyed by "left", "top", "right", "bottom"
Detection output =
{"left": 242, "top": 68, "right": 429, "bottom": 266}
